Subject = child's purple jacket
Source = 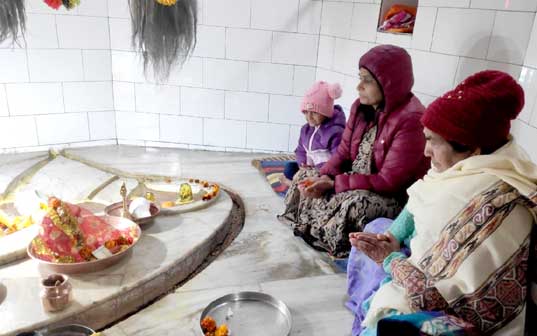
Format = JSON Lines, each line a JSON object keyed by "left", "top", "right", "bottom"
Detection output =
{"left": 295, "top": 105, "right": 346, "bottom": 168}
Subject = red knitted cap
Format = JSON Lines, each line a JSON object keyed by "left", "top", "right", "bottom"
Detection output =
{"left": 421, "top": 70, "right": 524, "bottom": 151}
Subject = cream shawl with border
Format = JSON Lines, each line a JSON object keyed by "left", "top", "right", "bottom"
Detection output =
{"left": 363, "top": 139, "right": 537, "bottom": 335}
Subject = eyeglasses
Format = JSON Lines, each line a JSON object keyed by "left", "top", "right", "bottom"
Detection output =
{"left": 359, "top": 75, "right": 376, "bottom": 84}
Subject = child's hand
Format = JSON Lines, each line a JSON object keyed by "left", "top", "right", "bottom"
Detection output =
{"left": 297, "top": 178, "right": 315, "bottom": 191}
{"left": 301, "top": 175, "right": 333, "bottom": 198}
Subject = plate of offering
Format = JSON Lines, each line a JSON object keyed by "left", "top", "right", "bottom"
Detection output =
{"left": 145, "top": 178, "right": 221, "bottom": 214}
{"left": 200, "top": 291, "right": 292, "bottom": 336}
{"left": 27, "top": 197, "right": 141, "bottom": 274}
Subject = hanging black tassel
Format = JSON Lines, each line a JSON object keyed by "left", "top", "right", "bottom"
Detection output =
{"left": 129, "top": 0, "right": 198, "bottom": 82}
{"left": 0, "top": 0, "right": 26, "bottom": 45}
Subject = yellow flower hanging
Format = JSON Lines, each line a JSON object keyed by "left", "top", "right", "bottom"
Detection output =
{"left": 156, "top": 0, "right": 177, "bottom": 6}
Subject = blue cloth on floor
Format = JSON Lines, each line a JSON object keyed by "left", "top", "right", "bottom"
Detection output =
{"left": 332, "top": 257, "right": 348, "bottom": 272}
{"left": 346, "top": 218, "right": 394, "bottom": 336}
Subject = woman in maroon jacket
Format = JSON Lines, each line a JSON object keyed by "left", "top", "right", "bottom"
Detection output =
{"left": 279, "top": 45, "right": 429, "bottom": 257}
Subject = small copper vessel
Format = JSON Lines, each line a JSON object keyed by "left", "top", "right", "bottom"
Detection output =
{"left": 40, "top": 274, "right": 72, "bottom": 312}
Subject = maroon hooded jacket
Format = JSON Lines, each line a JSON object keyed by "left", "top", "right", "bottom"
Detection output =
{"left": 319, "top": 45, "right": 429, "bottom": 200}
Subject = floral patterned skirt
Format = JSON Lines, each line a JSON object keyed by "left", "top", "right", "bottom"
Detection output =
{"left": 279, "top": 169, "right": 401, "bottom": 257}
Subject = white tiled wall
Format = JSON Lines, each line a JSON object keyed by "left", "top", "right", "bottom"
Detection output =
{"left": 317, "top": 0, "right": 537, "bottom": 162}
{"left": 517, "top": 13, "right": 537, "bottom": 162}
{"left": 0, "top": 0, "right": 114, "bottom": 151}
{"left": 2, "top": 0, "right": 537, "bottom": 159}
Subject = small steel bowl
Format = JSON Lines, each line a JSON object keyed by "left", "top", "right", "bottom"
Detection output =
{"left": 27, "top": 216, "right": 141, "bottom": 274}
{"left": 104, "top": 201, "right": 160, "bottom": 225}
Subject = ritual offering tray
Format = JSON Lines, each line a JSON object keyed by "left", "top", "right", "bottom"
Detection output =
{"left": 200, "top": 291, "right": 292, "bottom": 336}
{"left": 146, "top": 178, "right": 221, "bottom": 214}
{"left": 104, "top": 200, "right": 160, "bottom": 225}
{"left": 27, "top": 197, "right": 141, "bottom": 274}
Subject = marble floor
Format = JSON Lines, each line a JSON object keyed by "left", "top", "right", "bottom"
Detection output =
{"left": 1, "top": 146, "right": 353, "bottom": 336}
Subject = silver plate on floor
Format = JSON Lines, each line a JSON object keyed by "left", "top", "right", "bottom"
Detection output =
{"left": 200, "top": 291, "right": 292, "bottom": 336}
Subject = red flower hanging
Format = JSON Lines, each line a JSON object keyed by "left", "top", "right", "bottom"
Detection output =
{"left": 44, "top": 0, "right": 62, "bottom": 9}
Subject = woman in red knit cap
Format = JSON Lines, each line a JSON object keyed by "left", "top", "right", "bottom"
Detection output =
{"left": 279, "top": 44, "right": 429, "bottom": 258}
{"left": 348, "top": 70, "right": 537, "bottom": 336}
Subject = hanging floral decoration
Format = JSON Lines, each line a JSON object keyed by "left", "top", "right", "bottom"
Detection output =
{"left": 0, "top": 0, "right": 26, "bottom": 45}
{"left": 155, "top": 0, "right": 178, "bottom": 6}
{"left": 63, "top": 0, "right": 81, "bottom": 10}
{"left": 44, "top": 0, "right": 80, "bottom": 10}
{"left": 129, "top": 0, "right": 198, "bottom": 82}
{"left": 44, "top": 0, "right": 62, "bottom": 9}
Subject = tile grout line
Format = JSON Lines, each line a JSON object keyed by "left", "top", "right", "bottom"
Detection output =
{"left": 3, "top": 84, "right": 10, "bottom": 116}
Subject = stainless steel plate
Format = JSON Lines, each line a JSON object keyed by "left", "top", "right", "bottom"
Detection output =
{"left": 200, "top": 291, "right": 292, "bottom": 336}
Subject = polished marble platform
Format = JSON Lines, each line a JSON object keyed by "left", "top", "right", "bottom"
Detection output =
{"left": 0, "top": 146, "right": 353, "bottom": 336}
{"left": 0, "top": 149, "right": 242, "bottom": 336}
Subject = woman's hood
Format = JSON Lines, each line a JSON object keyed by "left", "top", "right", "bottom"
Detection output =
{"left": 359, "top": 45, "right": 414, "bottom": 113}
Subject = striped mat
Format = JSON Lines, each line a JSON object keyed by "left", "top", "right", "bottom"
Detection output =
{"left": 251, "top": 155, "right": 296, "bottom": 197}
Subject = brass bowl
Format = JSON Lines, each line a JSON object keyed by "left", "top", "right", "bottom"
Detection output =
{"left": 27, "top": 216, "right": 141, "bottom": 274}
{"left": 104, "top": 201, "right": 160, "bottom": 225}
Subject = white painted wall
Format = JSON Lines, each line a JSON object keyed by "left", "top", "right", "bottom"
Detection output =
{"left": 0, "top": 0, "right": 115, "bottom": 152}
{"left": 1, "top": 0, "right": 536, "bottom": 160}
{"left": 109, "top": 0, "right": 320, "bottom": 153}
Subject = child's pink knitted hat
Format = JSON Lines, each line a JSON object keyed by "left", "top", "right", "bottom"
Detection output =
{"left": 300, "top": 81, "right": 342, "bottom": 118}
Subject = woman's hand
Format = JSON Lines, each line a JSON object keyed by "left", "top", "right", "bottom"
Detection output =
{"left": 299, "top": 175, "right": 334, "bottom": 198}
{"left": 349, "top": 231, "right": 400, "bottom": 264}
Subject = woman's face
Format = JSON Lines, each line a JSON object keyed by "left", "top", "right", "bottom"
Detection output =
{"left": 357, "top": 68, "right": 383, "bottom": 108}
{"left": 423, "top": 128, "right": 478, "bottom": 173}
{"left": 304, "top": 110, "right": 326, "bottom": 127}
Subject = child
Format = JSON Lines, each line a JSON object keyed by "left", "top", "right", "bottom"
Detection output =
{"left": 281, "top": 81, "right": 346, "bottom": 186}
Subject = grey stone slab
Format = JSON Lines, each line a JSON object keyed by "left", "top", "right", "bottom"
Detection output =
{"left": 15, "top": 156, "right": 116, "bottom": 203}
{"left": 0, "top": 192, "right": 234, "bottom": 336}
{"left": 0, "top": 152, "right": 50, "bottom": 199}
{"left": 1, "top": 146, "right": 351, "bottom": 336}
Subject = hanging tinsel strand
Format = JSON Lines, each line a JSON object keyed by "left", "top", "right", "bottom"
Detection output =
{"left": 129, "top": 0, "right": 198, "bottom": 82}
{"left": 0, "top": 0, "right": 26, "bottom": 45}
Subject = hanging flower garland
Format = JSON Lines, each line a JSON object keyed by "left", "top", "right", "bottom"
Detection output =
{"left": 129, "top": 0, "right": 197, "bottom": 82}
{"left": 44, "top": 0, "right": 80, "bottom": 10}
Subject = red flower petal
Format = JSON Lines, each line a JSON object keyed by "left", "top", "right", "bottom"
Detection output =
{"left": 44, "top": 0, "right": 63, "bottom": 10}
